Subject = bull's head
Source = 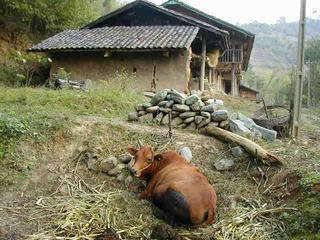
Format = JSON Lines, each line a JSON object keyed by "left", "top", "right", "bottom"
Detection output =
{"left": 127, "top": 141, "right": 160, "bottom": 178}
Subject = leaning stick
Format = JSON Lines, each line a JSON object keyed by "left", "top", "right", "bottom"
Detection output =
{"left": 205, "top": 125, "right": 282, "bottom": 166}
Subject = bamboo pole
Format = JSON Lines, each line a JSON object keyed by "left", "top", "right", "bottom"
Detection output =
{"left": 291, "top": 0, "right": 306, "bottom": 138}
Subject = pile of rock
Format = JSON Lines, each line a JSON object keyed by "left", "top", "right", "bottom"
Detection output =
{"left": 128, "top": 89, "right": 229, "bottom": 131}
{"left": 85, "top": 148, "right": 134, "bottom": 187}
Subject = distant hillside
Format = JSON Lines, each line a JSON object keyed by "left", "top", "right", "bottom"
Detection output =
{"left": 240, "top": 18, "right": 320, "bottom": 72}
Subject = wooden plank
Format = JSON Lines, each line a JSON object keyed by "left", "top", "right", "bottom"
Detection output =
{"left": 200, "top": 35, "right": 206, "bottom": 91}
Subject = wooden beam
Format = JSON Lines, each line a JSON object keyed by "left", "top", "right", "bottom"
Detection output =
{"left": 231, "top": 63, "right": 236, "bottom": 96}
{"left": 208, "top": 67, "right": 212, "bottom": 83}
{"left": 200, "top": 35, "right": 206, "bottom": 91}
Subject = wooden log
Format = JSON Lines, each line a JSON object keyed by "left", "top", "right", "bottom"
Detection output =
{"left": 205, "top": 125, "right": 282, "bottom": 166}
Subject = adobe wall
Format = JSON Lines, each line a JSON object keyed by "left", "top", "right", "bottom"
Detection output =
{"left": 50, "top": 50, "right": 191, "bottom": 92}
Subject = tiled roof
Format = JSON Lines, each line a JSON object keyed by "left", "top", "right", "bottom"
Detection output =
{"left": 29, "top": 25, "right": 199, "bottom": 52}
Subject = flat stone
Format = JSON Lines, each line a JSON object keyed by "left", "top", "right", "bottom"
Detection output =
{"left": 198, "top": 117, "right": 211, "bottom": 129}
{"left": 160, "top": 107, "right": 171, "bottom": 114}
{"left": 118, "top": 154, "right": 132, "bottom": 164}
{"left": 195, "top": 116, "right": 205, "bottom": 125}
{"left": 214, "top": 159, "right": 235, "bottom": 171}
{"left": 161, "top": 114, "right": 169, "bottom": 125}
{"left": 146, "top": 106, "right": 160, "bottom": 113}
{"left": 212, "top": 110, "right": 229, "bottom": 122}
{"left": 201, "top": 111, "right": 211, "bottom": 119}
{"left": 172, "top": 104, "right": 190, "bottom": 112}
{"left": 158, "top": 100, "right": 168, "bottom": 107}
{"left": 100, "top": 156, "right": 118, "bottom": 173}
{"left": 178, "top": 123, "right": 188, "bottom": 129}
{"left": 150, "top": 90, "right": 168, "bottom": 106}
{"left": 229, "top": 119, "right": 252, "bottom": 137}
{"left": 201, "top": 103, "right": 218, "bottom": 113}
{"left": 190, "top": 100, "right": 205, "bottom": 112}
{"left": 208, "top": 122, "right": 219, "bottom": 127}
{"left": 231, "top": 146, "right": 248, "bottom": 158}
{"left": 128, "top": 112, "right": 139, "bottom": 122}
{"left": 184, "top": 117, "right": 195, "bottom": 124}
{"left": 154, "top": 112, "right": 164, "bottom": 124}
{"left": 107, "top": 163, "right": 126, "bottom": 176}
{"left": 172, "top": 117, "right": 184, "bottom": 127}
{"left": 185, "top": 94, "right": 201, "bottom": 106}
{"left": 124, "top": 175, "right": 133, "bottom": 187}
{"left": 200, "top": 95, "right": 211, "bottom": 102}
{"left": 167, "top": 90, "right": 186, "bottom": 104}
{"left": 179, "top": 112, "right": 197, "bottom": 119}
{"left": 139, "top": 113, "right": 153, "bottom": 122}
{"left": 135, "top": 103, "right": 145, "bottom": 111}
{"left": 165, "top": 100, "right": 174, "bottom": 108}
{"left": 142, "top": 102, "right": 152, "bottom": 108}
{"left": 138, "top": 111, "right": 146, "bottom": 117}
{"left": 219, "top": 120, "right": 229, "bottom": 129}
{"left": 185, "top": 122, "right": 196, "bottom": 131}
{"left": 179, "top": 147, "right": 192, "bottom": 162}
{"left": 205, "top": 99, "right": 215, "bottom": 105}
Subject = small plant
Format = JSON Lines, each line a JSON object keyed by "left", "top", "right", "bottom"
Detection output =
{"left": 52, "top": 67, "right": 71, "bottom": 81}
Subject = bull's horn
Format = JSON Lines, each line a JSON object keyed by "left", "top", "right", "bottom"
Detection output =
{"left": 138, "top": 138, "right": 144, "bottom": 148}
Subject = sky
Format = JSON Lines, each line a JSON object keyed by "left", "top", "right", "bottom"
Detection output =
{"left": 141, "top": 0, "right": 320, "bottom": 24}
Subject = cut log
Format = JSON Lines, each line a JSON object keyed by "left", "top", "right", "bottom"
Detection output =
{"left": 205, "top": 125, "right": 282, "bottom": 166}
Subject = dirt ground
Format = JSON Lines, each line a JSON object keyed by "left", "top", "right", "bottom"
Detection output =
{"left": 1, "top": 115, "right": 312, "bottom": 240}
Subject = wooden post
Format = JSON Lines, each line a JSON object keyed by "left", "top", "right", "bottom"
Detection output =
{"left": 307, "top": 62, "right": 311, "bottom": 108}
{"left": 208, "top": 67, "right": 212, "bottom": 84}
{"left": 231, "top": 64, "right": 236, "bottom": 96}
{"left": 200, "top": 35, "right": 206, "bottom": 91}
{"left": 291, "top": 0, "right": 306, "bottom": 138}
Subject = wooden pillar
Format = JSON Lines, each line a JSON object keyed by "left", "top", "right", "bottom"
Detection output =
{"left": 212, "top": 67, "right": 216, "bottom": 85}
{"left": 200, "top": 35, "right": 206, "bottom": 91}
{"left": 208, "top": 67, "right": 212, "bottom": 84}
{"left": 231, "top": 64, "right": 236, "bottom": 96}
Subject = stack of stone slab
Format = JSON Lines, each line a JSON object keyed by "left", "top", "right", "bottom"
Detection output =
{"left": 128, "top": 89, "right": 229, "bottom": 131}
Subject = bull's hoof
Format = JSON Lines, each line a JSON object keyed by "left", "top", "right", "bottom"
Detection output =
{"left": 150, "top": 224, "right": 180, "bottom": 240}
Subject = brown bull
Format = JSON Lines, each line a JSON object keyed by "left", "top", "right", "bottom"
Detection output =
{"left": 127, "top": 145, "right": 217, "bottom": 226}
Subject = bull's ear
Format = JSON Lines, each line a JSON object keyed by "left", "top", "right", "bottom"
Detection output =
{"left": 127, "top": 146, "right": 137, "bottom": 155}
{"left": 154, "top": 154, "right": 163, "bottom": 162}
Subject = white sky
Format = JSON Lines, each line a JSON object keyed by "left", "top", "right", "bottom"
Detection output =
{"left": 141, "top": 0, "right": 320, "bottom": 24}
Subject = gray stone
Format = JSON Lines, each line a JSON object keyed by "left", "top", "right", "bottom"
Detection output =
{"left": 100, "top": 156, "right": 118, "bottom": 173}
{"left": 128, "top": 112, "right": 139, "bottom": 122}
{"left": 167, "top": 90, "right": 186, "bottom": 104}
{"left": 229, "top": 119, "right": 252, "bottom": 137}
{"left": 135, "top": 104, "right": 145, "bottom": 111}
{"left": 178, "top": 123, "right": 188, "bottom": 129}
{"left": 172, "top": 104, "right": 190, "bottom": 112}
{"left": 161, "top": 114, "right": 169, "bottom": 125}
{"left": 87, "top": 157, "right": 99, "bottom": 171}
{"left": 190, "top": 100, "right": 205, "bottom": 112}
{"left": 139, "top": 113, "right": 154, "bottom": 122}
{"left": 219, "top": 120, "right": 229, "bottom": 129}
{"left": 118, "top": 154, "right": 132, "bottom": 164}
{"left": 107, "top": 163, "right": 126, "bottom": 176}
{"left": 195, "top": 116, "right": 205, "bottom": 125}
{"left": 212, "top": 110, "right": 229, "bottom": 122}
{"left": 184, "top": 117, "right": 195, "bottom": 124}
{"left": 117, "top": 173, "right": 126, "bottom": 182}
{"left": 231, "top": 146, "right": 248, "bottom": 158}
{"left": 154, "top": 112, "right": 164, "bottom": 124}
{"left": 179, "top": 147, "right": 192, "bottom": 162}
{"left": 172, "top": 117, "right": 184, "bottom": 127}
{"left": 201, "top": 103, "right": 218, "bottom": 113}
{"left": 158, "top": 100, "right": 168, "bottom": 107}
{"left": 150, "top": 91, "right": 168, "bottom": 106}
{"left": 159, "top": 107, "right": 171, "bottom": 114}
{"left": 146, "top": 106, "right": 160, "bottom": 113}
{"left": 200, "top": 111, "right": 211, "bottom": 119}
{"left": 198, "top": 117, "right": 211, "bottom": 129}
{"left": 185, "top": 94, "right": 201, "bottom": 106}
{"left": 237, "top": 113, "right": 277, "bottom": 142}
{"left": 142, "top": 102, "right": 152, "bottom": 108}
{"left": 208, "top": 122, "right": 219, "bottom": 127}
{"left": 165, "top": 100, "right": 174, "bottom": 108}
{"left": 214, "top": 159, "right": 235, "bottom": 171}
{"left": 205, "top": 99, "right": 215, "bottom": 105}
{"left": 138, "top": 111, "right": 146, "bottom": 117}
{"left": 124, "top": 175, "right": 133, "bottom": 187}
{"left": 179, "top": 112, "right": 197, "bottom": 119}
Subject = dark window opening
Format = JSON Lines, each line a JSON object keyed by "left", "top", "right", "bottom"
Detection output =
{"left": 133, "top": 67, "right": 137, "bottom": 73}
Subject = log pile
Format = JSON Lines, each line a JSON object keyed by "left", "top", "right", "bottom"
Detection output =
{"left": 128, "top": 89, "right": 229, "bottom": 131}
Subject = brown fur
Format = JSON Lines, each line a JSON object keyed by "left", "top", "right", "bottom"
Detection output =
{"left": 128, "top": 146, "right": 217, "bottom": 226}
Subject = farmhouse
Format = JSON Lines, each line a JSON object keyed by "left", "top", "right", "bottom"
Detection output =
{"left": 30, "top": 0, "right": 255, "bottom": 96}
